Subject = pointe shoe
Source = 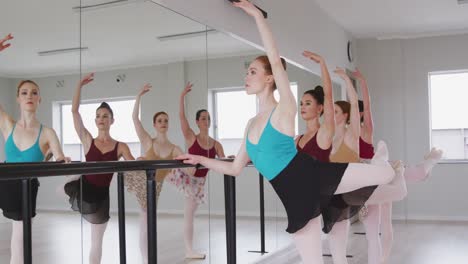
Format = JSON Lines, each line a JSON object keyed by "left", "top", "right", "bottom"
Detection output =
{"left": 420, "top": 147, "right": 443, "bottom": 178}
{"left": 185, "top": 252, "right": 206, "bottom": 259}
{"left": 390, "top": 160, "right": 408, "bottom": 201}
{"left": 358, "top": 205, "right": 369, "bottom": 222}
{"left": 391, "top": 160, "right": 404, "bottom": 174}
{"left": 424, "top": 147, "right": 443, "bottom": 162}
{"left": 371, "top": 141, "right": 390, "bottom": 166}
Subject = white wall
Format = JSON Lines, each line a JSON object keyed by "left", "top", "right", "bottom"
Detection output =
{"left": 356, "top": 34, "right": 468, "bottom": 221}
{"left": 157, "top": 0, "right": 355, "bottom": 80}
{"left": 0, "top": 77, "right": 15, "bottom": 161}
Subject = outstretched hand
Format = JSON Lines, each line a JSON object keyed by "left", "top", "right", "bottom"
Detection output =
{"left": 79, "top": 73, "right": 94, "bottom": 88}
{"left": 302, "top": 50, "right": 323, "bottom": 64}
{"left": 139, "top": 83, "right": 152, "bottom": 96}
{"left": 181, "top": 82, "right": 193, "bottom": 97}
{"left": 232, "top": 0, "right": 263, "bottom": 18}
{"left": 0, "top": 33, "right": 13, "bottom": 52}
{"left": 334, "top": 67, "right": 349, "bottom": 80}
{"left": 57, "top": 157, "right": 72, "bottom": 163}
{"left": 175, "top": 153, "right": 202, "bottom": 166}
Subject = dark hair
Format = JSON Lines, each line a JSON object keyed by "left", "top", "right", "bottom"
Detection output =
{"left": 254, "top": 55, "right": 287, "bottom": 90}
{"left": 358, "top": 100, "right": 364, "bottom": 123}
{"left": 17, "top": 80, "right": 39, "bottom": 96}
{"left": 358, "top": 100, "right": 364, "bottom": 113}
{"left": 196, "top": 109, "right": 208, "bottom": 121}
{"left": 334, "top": 100, "right": 351, "bottom": 123}
{"left": 153, "top": 111, "right": 168, "bottom": 124}
{"left": 303, "top": 86, "right": 325, "bottom": 116}
{"left": 96, "top": 102, "right": 114, "bottom": 118}
{"left": 304, "top": 85, "right": 324, "bottom": 105}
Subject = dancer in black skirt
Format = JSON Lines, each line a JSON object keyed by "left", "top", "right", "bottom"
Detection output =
{"left": 64, "top": 73, "right": 134, "bottom": 264}
{"left": 1, "top": 33, "right": 71, "bottom": 264}
{"left": 176, "top": 2, "right": 398, "bottom": 263}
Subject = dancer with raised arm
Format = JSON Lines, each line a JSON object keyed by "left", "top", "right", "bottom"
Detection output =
{"left": 176, "top": 2, "right": 401, "bottom": 263}
{"left": 125, "top": 83, "right": 184, "bottom": 264}
{"left": 64, "top": 73, "right": 135, "bottom": 264}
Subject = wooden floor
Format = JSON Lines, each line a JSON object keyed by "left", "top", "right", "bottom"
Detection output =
{"left": 0, "top": 212, "right": 467, "bottom": 264}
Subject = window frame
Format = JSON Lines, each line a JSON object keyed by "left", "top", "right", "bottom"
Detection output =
{"left": 54, "top": 96, "right": 141, "bottom": 159}
{"left": 210, "top": 83, "right": 298, "bottom": 141}
{"left": 428, "top": 70, "right": 468, "bottom": 163}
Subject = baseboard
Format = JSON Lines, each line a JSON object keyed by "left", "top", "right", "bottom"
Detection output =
{"left": 392, "top": 214, "right": 468, "bottom": 223}
{"left": 31, "top": 208, "right": 468, "bottom": 224}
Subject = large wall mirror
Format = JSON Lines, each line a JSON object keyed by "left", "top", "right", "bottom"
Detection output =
{"left": 0, "top": 1, "right": 364, "bottom": 264}
{"left": 0, "top": 0, "right": 82, "bottom": 263}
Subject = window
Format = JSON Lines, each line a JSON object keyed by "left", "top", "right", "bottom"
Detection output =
{"left": 59, "top": 99, "right": 140, "bottom": 161}
{"left": 211, "top": 84, "right": 298, "bottom": 156}
{"left": 429, "top": 71, "right": 468, "bottom": 160}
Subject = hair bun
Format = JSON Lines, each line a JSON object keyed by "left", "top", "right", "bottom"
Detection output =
{"left": 97, "top": 102, "right": 114, "bottom": 118}
{"left": 100, "top": 102, "right": 110, "bottom": 108}
{"left": 314, "top": 85, "right": 324, "bottom": 95}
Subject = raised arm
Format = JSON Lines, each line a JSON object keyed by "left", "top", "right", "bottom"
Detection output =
{"left": 0, "top": 33, "right": 13, "bottom": 52}
{"left": 234, "top": 0, "right": 296, "bottom": 116}
{"left": 179, "top": 82, "right": 196, "bottom": 145}
{"left": 133, "top": 84, "right": 153, "bottom": 151}
{"left": 0, "top": 34, "right": 15, "bottom": 137}
{"left": 335, "top": 67, "right": 360, "bottom": 140}
{"left": 352, "top": 68, "right": 373, "bottom": 141}
{"left": 0, "top": 101, "right": 14, "bottom": 138}
{"left": 303, "top": 51, "right": 335, "bottom": 141}
{"left": 72, "top": 73, "right": 94, "bottom": 151}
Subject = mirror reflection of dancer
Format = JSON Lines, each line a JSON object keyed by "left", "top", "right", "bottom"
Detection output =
{"left": 353, "top": 69, "right": 443, "bottom": 264}
{"left": 298, "top": 52, "right": 375, "bottom": 264}
{"left": 1, "top": 32, "right": 71, "bottom": 264}
{"left": 176, "top": 2, "right": 402, "bottom": 263}
{"left": 178, "top": 82, "right": 226, "bottom": 259}
{"left": 64, "top": 73, "right": 135, "bottom": 264}
{"left": 125, "top": 84, "right": 184, "bottom": 264}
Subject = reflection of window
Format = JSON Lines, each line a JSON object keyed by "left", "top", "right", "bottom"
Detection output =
{"left": 215, "top": 90, "right": 257, "bottom": 139}
{"left": 60, "top": 99, "right": 140, "bottom": 161}
{"left": 429, "top": 72, "right": 468, "bottom": 160}
{"left": 211, "top": 84, "right": 298, "bottom": 156}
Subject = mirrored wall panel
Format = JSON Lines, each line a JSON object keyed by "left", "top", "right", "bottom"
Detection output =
{"left": 0, "top": 0, "right": 81, "bottom": 263}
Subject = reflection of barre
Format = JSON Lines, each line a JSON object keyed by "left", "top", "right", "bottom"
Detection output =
{"left": 0, "top": 160, "right": 197, "bottom": 179}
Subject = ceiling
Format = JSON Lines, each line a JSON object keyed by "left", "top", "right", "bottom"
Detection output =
{"left": 314, "top": 0, "right": 468, "bottom": 39}
{"left": 3, "top": 0, "right": 468, "bottom": 77}
{"left": 0, "top": 0, "right": 257, "bottom": 77}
